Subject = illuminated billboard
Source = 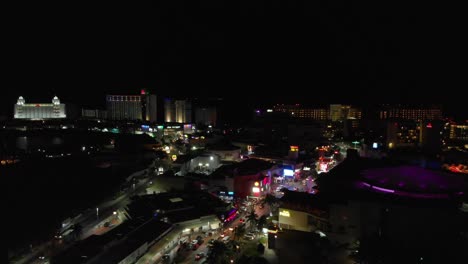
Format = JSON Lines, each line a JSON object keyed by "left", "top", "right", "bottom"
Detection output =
{"left": 284, "top": 169, "right": 294, "bottom": 177}
{"left": 279, "top": 210, "right": 290, "bottom": 217}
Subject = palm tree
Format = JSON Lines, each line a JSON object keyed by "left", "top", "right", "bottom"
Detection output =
{"left": 256, "top": 215, "right": 267, "bottom": 231}
{"left": 206, "top": 240, "right": 229, "bottom": 264}
{"left": 246, "top": 211, "right": 258, "bottom": 231}
{"left": 72, "top": 224, "right": 83, "bottom": 240}
{"left": 233, "top": 224, "right": 246, "bottom": 241}
{"left": 261, "top": 194, "right": 279, "bottom": 214}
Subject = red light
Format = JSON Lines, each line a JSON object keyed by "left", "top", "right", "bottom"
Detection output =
{"left": 334, "top": 151, "right": 339, "bottom": 154}
{"left": 141, "top": 89, "right": 146, "bottom": 95}
{"left": 426, "top": 123, "right": 432, "bottom": 128}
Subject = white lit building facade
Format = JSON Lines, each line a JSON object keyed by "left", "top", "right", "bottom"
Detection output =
{"left": 14, "top": 96, "right": 66, "bottom": 119}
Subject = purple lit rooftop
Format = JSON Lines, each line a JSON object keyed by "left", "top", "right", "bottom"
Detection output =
{"left": 358, "top": 166, "right": 466, "bottom": 199}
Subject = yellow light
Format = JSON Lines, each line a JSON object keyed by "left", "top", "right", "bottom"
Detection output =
{"left": 254, "top": 182, "right": 259, "bottom": 187}
{"left": 279, "top": 210, "right": 290, "bottom": 217}
{"left": 171, "top": 155, "right": 177, "bottom": 161}
{"left": 290, "top": 145, "right": 299, "bottom": 152}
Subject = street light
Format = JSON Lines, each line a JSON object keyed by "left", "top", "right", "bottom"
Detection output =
{"left": 96, "top": 207, "right": 99, "bottom": 219}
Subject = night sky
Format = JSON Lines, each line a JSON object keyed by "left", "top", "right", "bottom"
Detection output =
{"left": 3, "top": 2, "right": 464, "bottom": 119}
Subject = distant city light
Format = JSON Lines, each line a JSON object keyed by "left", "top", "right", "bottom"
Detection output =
{"left": 252, "top": 187, "right": 260, "bottom": 193}
{"left": 372, "top": 142, "right": 378, "bottom": 149}
{"left": 267, "top": 109, "right": 273, "bottom": 112}
{"left": 290, "top": 145, "right": 299, "bottom": 152}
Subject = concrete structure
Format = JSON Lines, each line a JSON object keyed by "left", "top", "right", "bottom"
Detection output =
{"left": 106, "top": 95, "right": 142, "bottom": 120}
{"left": 175, "top": 100, "right": 192, "bottom": 123}
{"left": 274, "top": 104, "right": 329, "bottom": 120}
{"left": 211, "top": 158, "right": 281, "bottom": 198}
{"left": 379, "top": 104, "right": 443, "bottom": 121}
{"left": 176, "top": 153, "right": 221, "bottom": 176}
{"left": 164, "top": 98, "right": 192, "bottom": 123}
{"left": 81, "top": 109, "right": 108, "bottom": 119}
{"left": 195, "top": 107, "right": 217, "bottom": 126}
{"left": 330, "top": 104, "right": 362, "bottom": 121}
{"left": 449, "top": 123, "right": 468, "bottom": 141}
{"left": 273, "top": 104, "right": 361, "bottom": 121}
{"left": 164, "top": 98, "right": 175, "bottom": 122}
{"left": 51, "top": 219, "right": 173, "bottom": 264}
{"left": 141, "top": 90, "right": 157, "bottom": 123}
{"left": 14, "top": 96, "right": 66, "bottom": 119}
{"left": 385, "top": 120, "right": 443, "bottom": 151}
{"left": 207, "top": 144, "right": 241, "bottom": 162}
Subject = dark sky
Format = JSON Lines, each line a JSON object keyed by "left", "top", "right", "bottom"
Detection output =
{"left": 3, "top": 1, "right": 464, "bottom": 119}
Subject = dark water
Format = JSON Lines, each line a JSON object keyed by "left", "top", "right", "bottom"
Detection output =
{"left": 3, "top": 131, "right": 156, "bottom": 254}
{"left": 6, "top": 157, "right": 117, "bottom": 249}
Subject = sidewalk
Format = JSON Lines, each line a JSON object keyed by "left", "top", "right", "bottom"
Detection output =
{"left": 263, "top": 248, "right": 279, "bottom": 264}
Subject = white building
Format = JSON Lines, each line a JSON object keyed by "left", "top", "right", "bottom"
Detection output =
{"left": 14, "top": 96, "right": 66, "bottom": 119}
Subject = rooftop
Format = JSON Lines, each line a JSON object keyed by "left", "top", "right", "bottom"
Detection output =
{"left": 317, "top": 157, "right": 467, "bottom": 202}
{"left": 52, "top": 219, "right": 172, "bottom": 264}
{"left": 211, "top": 158, "right": 275, "bottom": 177}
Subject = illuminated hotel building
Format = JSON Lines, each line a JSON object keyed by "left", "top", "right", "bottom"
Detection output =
{"left": 449, "top": 123, "right": 468, "bottom": 141}
{"left": 379, "top": 105, "right": 442, "bottom": 121}
{"left": 330, "top": 104, "right": 362, "bottom": 121}
{"left": 273, "top": 104, "right": 329, "bottom": 120}
{"left": 273, "top": 104, "right": 361, "bottom": 121}
{"left": 106, "top": 95, "right": 142, "bottom": 120}
{"left": 165, "top": 98, "right": 192, "bottom": 123}
{"left": 14, "top": 96, "right": 66, "bottom": 119}
{"left": 141, "top": 90, "right": 157, "bottom": 123}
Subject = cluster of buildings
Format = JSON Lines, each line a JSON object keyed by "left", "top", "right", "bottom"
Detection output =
{"left": 276, "top": 150, "right": 468, "bottom": 260}
{"left": 12, "top": 90, "right": 218, "bottom": 127}
{"left": 52, "top": 191, "right": 226, "bottom": 264}
{"left": 255, "top": 103, "right": 468, "bottom": 154}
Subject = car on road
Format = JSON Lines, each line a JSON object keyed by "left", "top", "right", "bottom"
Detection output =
{"left": 244, "top": 233, "right": 255, "bottom": 240}
{"left": 222, "top": 236, "right": 230, "bottom": 243}
{"left": 195, "top": 252, "right": 206, "bottom": 261}
{"left": 190, "top": 239, "right": 200, "bottom": 250}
